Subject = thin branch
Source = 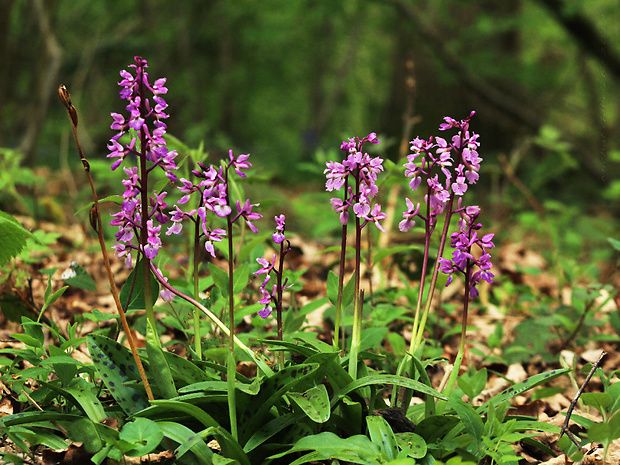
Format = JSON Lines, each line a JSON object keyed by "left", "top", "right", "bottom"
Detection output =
{"left": 560, "top": 351, "right": 607, "bottom": 448}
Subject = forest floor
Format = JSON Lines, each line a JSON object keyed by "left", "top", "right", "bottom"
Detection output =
{"left": 0, "top": 180, "right": 619, "bottom": 464}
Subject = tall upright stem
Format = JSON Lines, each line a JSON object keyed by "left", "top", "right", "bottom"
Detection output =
{"left": 137, "top": 73, "right": 157, "bottom": 345}
{"left": 333, "top": 178, "right": 348, "bottom": 351}
{"left": 276, "top": 240, "right": 285, "bottom": 369}
{"left": 225, "top": 170, "right": 238, "bottom": 440}
{"left": 349, "top": 172, "right": 362, "bottom": 379}
{"left": 58, "top": 85, "right": 153, "bottom": 400}
{"left": 192, "top": 217, "right": 202, "bottom": 359}
{"left": 441, "top": 259, "right": 471, "bottom": 399}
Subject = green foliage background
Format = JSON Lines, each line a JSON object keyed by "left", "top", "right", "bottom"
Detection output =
{"left": 1, "top": 0, "right": 619, "bottom": 202}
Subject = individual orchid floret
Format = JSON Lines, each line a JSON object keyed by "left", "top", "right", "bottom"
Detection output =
{"left": 273, "top": 214, "right": 286, "bottom": 244}
{"left": 229, "top": 150, "right": 252, "bottom": 178}
{"left": 399, "top": 198, "right": 421, "bottom": 232}
{"left": 234, "top": 199, "right": 262, "bottom": 233}
{"left": 157, "top": 268, "right": 175, "bottom": 303}
{"left": 203, "top": 228, "right": 226, "bottom": 258}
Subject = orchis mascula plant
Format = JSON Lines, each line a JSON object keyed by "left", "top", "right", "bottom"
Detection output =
{"left": 255, "top": 214, "right": 292, "bottom": 368}
{"left": 107, "top": 56, "right": 178, "bottom": 347}
{"left": 108, "top": 57, "right": 265, "bottom": 439}
{"left": 325, "top": 133, "right": 386, "bottom": 378}
{"left": 396, "top": 111, "right": 495, "bottom": 402}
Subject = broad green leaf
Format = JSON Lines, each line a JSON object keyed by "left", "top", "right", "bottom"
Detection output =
{"left": 359, "top": 327, "right": 388, "bottom": 353}
{"left": 448, "top": 396, "right": 484, "bottom": 442}
{"left": 61, "top": 417, "right": 105, "bottom": 454}
{"left": 163, "top": 350, "right": 214, "bottom": 384}
{"left": 145, "top": 399, "right": 219, "bottom": 429}
{"left": 6, "top": 425, "right": 69, "bottom": 451}
{"left": 332, "top": 374, "right": 447, "bottom": 410}
{"left": 119, "top": 258, "right": 159, "bottom": 311}
{"left": 62, "top": 387, "right": 106, "bottom": 423}
{"left": 287, "top": 384, "right": 330, "bottom": 423}
{"left": 581, "top": 392, "right": 613, "bottom": 414}
{"left": 10, "top": 333, "right": 42, "bottom": 349}
{"left": 0, "top": 212, "right": 33, "bottom": 265}
{"left": 373, "top": 244, "right": 424, "bottom": 264}
{"left": 478, "top": 368, "right": 570, "bottom": 414}
{"left": 0, "top": 293, "right": 29, "bottom": 323}
{"left": 119, "top": 418, "right": 163, "bottom": 457}
{"left": 145, "top": 341, "right": 177, "bottom": 399}
{"left": 243, "top": 412, "right": 304, "bottom": 453}
{"left": 366, "top": 416, "right": 399, "bottom": 461}
{"left": 209, "top": 262, "right": 230, "bottom": 298}
{"left": 86, "top": 334, "right": 149, "bottom": 415}
{"left": 233, "top": 262, "right": 249, "bottom": 295}
{"left": 241, "top": 363, "right": 323, "bottom": 442}
{"left": 268, "top": 431, "right": 381, "bottom": 463}
{"left": 395, "top": 432, "right": 427, "bottom": 459}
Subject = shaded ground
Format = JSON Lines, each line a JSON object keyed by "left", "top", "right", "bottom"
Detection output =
{"left": 0, "top": 186, "right": 619, "bottom": 464}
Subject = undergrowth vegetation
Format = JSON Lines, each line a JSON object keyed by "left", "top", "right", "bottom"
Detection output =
{"left": 0, "top": 57, "right": 618, "bottom": 465}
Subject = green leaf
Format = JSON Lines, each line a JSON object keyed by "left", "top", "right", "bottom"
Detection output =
{"left": 332, "top": 374, "right": 447, "bottom": 410}
{"left": 326, "top": 270, "right": 339, "bottom": 306}
{"left": 581, "top": 392, "right": 613, "bottom": 415}
{"left": 287, "top": 384, "right": 330, "bottom": 423}
{"left": 209, "top": 263, "right": 230, "bottom": 298}
{"left": 327, "top": 271, "right": 356, "bottom": 309}
{"left": 62, "top": 387, "right": 107, "bottom": 423}
{"left": 243, "top": 412, "right": 304, "bottom": 453}
{"left": 241, "top": 363, "right": 324, "bottom": 442}
{"left": 60, "top": 417, "right": 106, "bottom": 454}
{"left": 0, "top": 293, "right": 29, "bottom": 323}
{"left": 119, "top": 258, "right": 159, "bottom": 311}
{"left": 86, "top": 334, "right": 149, "bottom": 415}
{"left": 144, "top": 399, "right": 220, "bottom": 429}
{"left": 366, "top": 416, "right": 399, "bottom": 461}
{"left": 359, "top": 327, "right": 388, "bottom": 353}
{"left": 233, "top": 262, "right": 249, "bottom": 295}
{"left": 268, "top": 431, "right": 381, "bottom": 463}
{"left": 0, "top": 211, "right": 33, "bottom": 265}
{"left": 10, "top": 333, "right": 42, "bottom": 349}
{"left": 607, "top": 237, "right": 620, "bottom": 252}
{"left": 448, "top": 395, "right": 484, "bottom": 442}
{"left": 6, "top": 425, "right": 69, "bottom": 451}
{"left": 157, "top": 421, "right": 213, "bottom": 464}
{"left": 62, "top": 262, "right": 98, "bottom": 291}
{"left": 478, "top": 368, "right": 570, "bottom": 414}
{"left": 119, "top": 418, "right": 163, "bottom": 457}
{"left": 373, "top": 244, "right": 424, "bottom": 264}
{"left": 395, "top": 432, "right": 427, "bottom": 459}
{"left": 145, "top": 341, "right": 177, "bottom": 399}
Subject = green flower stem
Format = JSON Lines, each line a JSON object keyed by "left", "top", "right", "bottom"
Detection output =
{"left": 441, "top": 251, "right": 472, "bottom": 401}
{"left": 349, "top": 173, "right": 362, "bottom": 379}
{"left": 392, "top": 194, "right": 455, "bottom": 409}
{"left": 226, "top": 173, "right": 238, "bottom": 441}
{"left": 138, "top": 79, "right": 159, "bottom": 348}
{"left": 151, "top": 264, "right": 274, "bottom": 376}
{"left": 333, "top": 178, "right": 348, "bottom": 351}
{"left": 192, "top": 217, "right": 202, "bottom": 359}
{"left": 276, "top": 240, "right": 285, "bottom": 370}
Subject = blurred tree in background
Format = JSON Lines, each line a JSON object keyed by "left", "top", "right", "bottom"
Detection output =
{"left": 1, "top": 0, "right": 619, "bottom": 207}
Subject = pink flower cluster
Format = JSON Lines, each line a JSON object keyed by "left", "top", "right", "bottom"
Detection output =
{"left": 325, "top": 133, "right": 387, "bottom": 231}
